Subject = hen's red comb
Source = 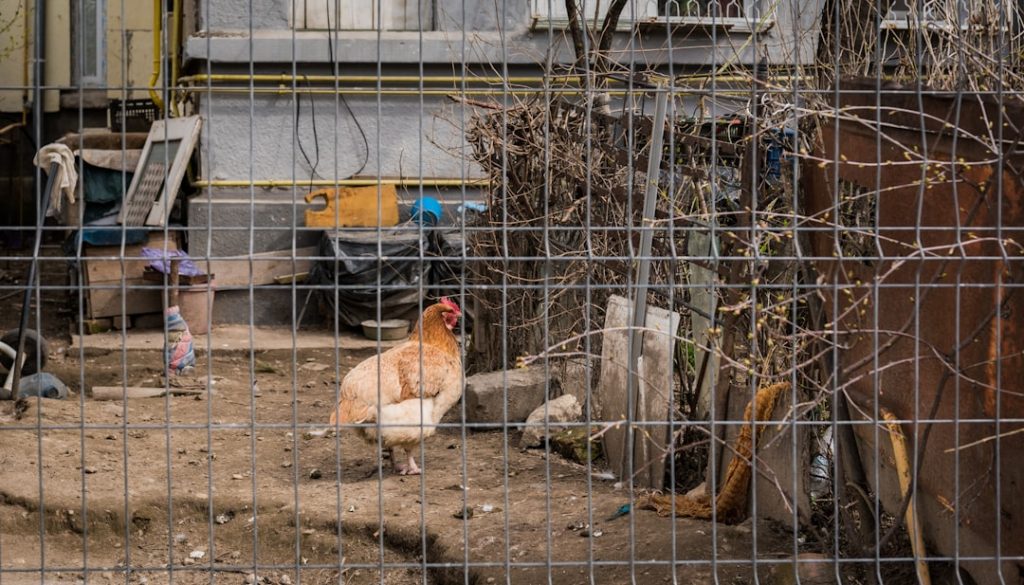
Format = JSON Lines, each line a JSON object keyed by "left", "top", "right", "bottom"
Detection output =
{"left": 439, "top": 297, "right": 461, "bottom": 314}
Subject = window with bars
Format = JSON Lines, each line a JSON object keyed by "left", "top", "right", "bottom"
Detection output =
{"left": 73, "top": 0, "right": 106, "bottom": 87}
{"left": 879, "top": 0, "right": 1008, "bottom": 30}
{"left": 295, "top": 0, "right": 434, "bottom": 32}
{"left": 530, "top": 0, "right": 767, "bottom": 31}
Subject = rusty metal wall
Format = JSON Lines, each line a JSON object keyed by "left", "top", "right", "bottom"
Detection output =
{"left": 805, "top": 78, "right": 1024, "bottom": 585}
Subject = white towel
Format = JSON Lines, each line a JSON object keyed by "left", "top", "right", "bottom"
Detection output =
{"left": 32, "top": 143, "right": 78, "bottom": 216}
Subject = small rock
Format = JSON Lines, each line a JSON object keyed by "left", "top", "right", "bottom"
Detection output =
{"left": 215, "top": 512, "right": 234, "bottom": 525}
{"left": 83, "top": 466, "right": 98, "bottom": 474}
{"left": 279, "top": 574, "right": 292, "bottom": 585}
{"left": 519, "top": 394, "right": 582, "bottom": 448}
{"left": 308, "top": 468, "right": 322, "bottom": 480}
{"left": 579, "top": 528, "right": 603, "bottom": 538}
{"left": 104, "top": 434, "right": 117, "bottom": 441}
{"left": 281, "top": 461, "right": 292, "bottom": 468}
{"left": 550, "top": 427, "right": 602, "bottom": 464}
{"left": 231, "top": 474, "right": 244, "bottom": 480}
{"left": 244, "top": 573, "right": 256, "bottom": 584}
{"left": 348, "top": 505, "right": 356, "bottom": 513}
{"left": 766, "top": 553, "right": 837, "bottom": 585}
{"left": 189, "top": 549, "right": 205, "bottom": 559}
{"left": 480, "top": 504, "right": 495, "bottom": 513}
{"left": 182, "top": 558, "right": 194, "bottom": 566}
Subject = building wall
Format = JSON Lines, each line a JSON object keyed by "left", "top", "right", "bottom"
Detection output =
{"left": 0, "top": 0, "right": 160, "bottom": 114}
{"left": 105, "top": 0, "right": 161, "bottom": 101}
{"left": 184, "top": 0, "right": 823, "bottom": 324}
{"left": 196, "top": 70, "right": 483, "bottom": 184}
{"left": 186, "top": 0, "right": 823, "bottom": 182}
{"left": 0, "top": 0, "right": 70, "bottom": 113}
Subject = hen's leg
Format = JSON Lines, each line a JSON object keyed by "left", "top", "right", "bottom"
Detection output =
{"left": 388, "top": 447, "right": 409, "bottom": 474}
{"left": 400, "top": 448, "right": 421, "bottom": 476}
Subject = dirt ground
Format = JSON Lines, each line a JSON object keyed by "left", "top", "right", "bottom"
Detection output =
{"left": 0, "top": 340, "right": 814, "bottom": 585}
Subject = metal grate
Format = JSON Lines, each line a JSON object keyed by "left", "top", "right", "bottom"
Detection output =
{"left": 120, "top": 162, "right": 166, "bottom": 227}
{"left": 0, "top": 0, "right": 1022, "bottom": 584}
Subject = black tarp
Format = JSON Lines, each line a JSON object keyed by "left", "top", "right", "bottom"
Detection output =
{"left": 308, "top": 228, "right": 431, "bottom": 328}
{"left": 308, "top": 227, "right": 474, "bottom": 330}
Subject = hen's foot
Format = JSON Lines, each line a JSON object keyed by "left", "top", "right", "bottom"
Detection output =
{"left": 399, "top": 455, "right": 421, "bottom": 476}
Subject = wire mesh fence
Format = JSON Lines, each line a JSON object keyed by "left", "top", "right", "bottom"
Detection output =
{"left": 0, "top": 0, "right": 1022, "bottom": 584}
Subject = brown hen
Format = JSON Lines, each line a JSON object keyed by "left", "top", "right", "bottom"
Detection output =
{"left": 330, "top": 298, "right": 463, "bottom": 475}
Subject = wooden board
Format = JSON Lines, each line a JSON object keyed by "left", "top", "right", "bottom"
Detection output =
{"left": 82, "top": 233, "right": 180, "bottom": 319}
{"left": 596, "top": 294, "right": 680, "bottom": 489}
{"left": 687, "top": 230, "right": 720, "bottom": 419}
{"left": 85, "top": 278, "right": 167, "bottom": 319}
{"left": 83, "top": 233, "right": 179, "bottom": 285}
{"left": 596, "top": 296, "right": 632, "bottom": 479}
{"left": 750, "top": 386, "right": 813, "bottom": 529}
{"left": 91, "top": 386, "right": 206, "bottom": 400}
{"left": 198, "top": 246, "right": 318, "bottom": 287}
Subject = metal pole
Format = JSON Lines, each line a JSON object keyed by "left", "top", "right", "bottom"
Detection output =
{"left": 625, "top": 88, "right": 669, "bottom": 488}
{"left": 5, "top": 161, "right": 56, "bottom": 400}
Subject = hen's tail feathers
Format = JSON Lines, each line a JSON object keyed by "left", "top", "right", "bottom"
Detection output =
{"left": 330, "top": 399, "right": 372, "bottom": 427}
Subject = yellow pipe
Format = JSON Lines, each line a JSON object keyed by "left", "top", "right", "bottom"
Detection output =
{"left": 169, "top": 0, "right": 182, "bottom": 115}
{"left": 177, "top": 73, "right": 803, "bottom": 88}
{"left": 148, "top": 0, "right": 164, "bottom": 111}
{"left": 22, "top": 0, "right": 30, "bottom": 113}
{"left": 192, "top": 178, "right": 490, "bottom": 188}
{"left": 882, "top": 410, "right": 932, "bottom": 585}
{"left": 177, "top": 73, "right": 582, "bottom": 86}
{"left": 178, "top": 86, "right": 755, "bottom": 97}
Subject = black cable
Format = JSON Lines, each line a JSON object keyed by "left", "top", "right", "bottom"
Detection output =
{"left": 295, "top": 76, "right": 322, "bottom": 183}
{"left": 325, "top": 0, "right": 370, "bottom": 178}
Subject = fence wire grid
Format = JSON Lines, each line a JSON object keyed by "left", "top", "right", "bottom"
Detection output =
{"left": 0, "top": 0, "right": 1022, "bottom": 584}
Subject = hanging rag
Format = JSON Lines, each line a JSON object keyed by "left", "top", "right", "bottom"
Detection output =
{"left": 165, "top": 305, "right": 196, "bottom": 375}
{"left": 32, "top": 143, "right": 78, "bottom": 216}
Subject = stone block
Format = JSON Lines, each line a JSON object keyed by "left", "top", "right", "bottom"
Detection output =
{"left": 464, "top": 366, "right": 559, "bottom": 428}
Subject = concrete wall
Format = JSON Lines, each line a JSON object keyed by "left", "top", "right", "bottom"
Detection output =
{"left": 198, "top": 0, "right": 293, "bottom": 30}
{"left": 198, "top": 76, "right": 480, "bottom": 183}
